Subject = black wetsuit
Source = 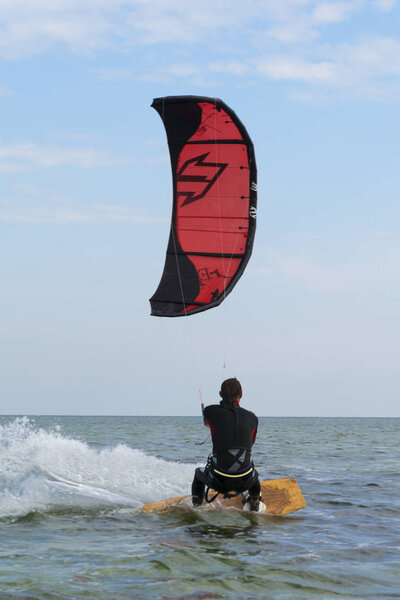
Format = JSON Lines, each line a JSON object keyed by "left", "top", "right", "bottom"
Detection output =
{"left": 192, "top": 400, "right": 261, "bottom": 503}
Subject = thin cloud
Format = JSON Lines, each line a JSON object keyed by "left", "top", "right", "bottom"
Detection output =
{"left": 372, "top": 0, "right": 397, "bottom": 10}
{"left": 256, "top": 56, "right": 337, "bottom": 83}
{"left": 210, "top": 61, "right": 250, "bottom": 76}
{"left": 333, "top": 36, "right": 400, "bottom": 76}
{"left": 0, "top": 141, "right": 135, "bottom": 171}
{"left": 160, "top": 62, "right": 200, "bottom": 77}
{"left": 108, "top": 37, "right": 400, "bottom": 100}
{"left": 90, "top": 68, "right": 134, "bottom": 81}
{"left": 254, "top": 257, "right": 356, "bottom": 291}
{"left": 0, "top": 85, "right": 13, "bottom": 96}
{"left": 0, "top": 195, "right": 167, "bottom": 224}
{"left": 312, "top": 1, "right": 360, "bottom": 24}
{"left": 1, "top": 1, "right": 399, "bottom": 102}
{"left": 0, "top": 0, "right": 256, "bottom": 57}
{"left": 254, "top": 246, "right": 400, "bottom": 292}
{"left": 265, "top": 20, "right": 318, "bottom": 45}
{"left": 254, "top": 35, "right": 400, "bottom": 100}
{"left": 0, "top": 0, "right": 373, "bottom": 57}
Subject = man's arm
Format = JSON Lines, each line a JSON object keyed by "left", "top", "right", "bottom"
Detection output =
{"left": 251, "top": 416, "right": 258, "bottom": 445}
{"left": 203, "top": 406, "right": 216, "bottom": 435}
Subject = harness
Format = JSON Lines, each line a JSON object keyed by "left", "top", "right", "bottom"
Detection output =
{"left": 204, "top": 452, "right": 255, "bottom": 504}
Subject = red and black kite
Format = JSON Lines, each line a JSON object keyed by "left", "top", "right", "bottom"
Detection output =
{"left": 150, "top": 96, "right": 257, "bottom": 317}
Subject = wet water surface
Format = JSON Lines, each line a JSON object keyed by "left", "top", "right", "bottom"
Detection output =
{"left": 0, "top": 416, "right": 399, "bottom": 599}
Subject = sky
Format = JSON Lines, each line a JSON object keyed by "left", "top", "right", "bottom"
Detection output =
{"left": 1, "top": 0, "right": 399, "bottom": 417}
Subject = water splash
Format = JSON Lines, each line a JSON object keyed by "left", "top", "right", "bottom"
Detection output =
{"left": 0, "top": 417, "right": 196, "bottom": 519}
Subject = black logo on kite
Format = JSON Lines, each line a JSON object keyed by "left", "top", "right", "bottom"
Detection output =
{"left": 198, "top": 267, "right": 225, "bottom": 287}
{"left": 177, "top": 153, "right": 228, "bottom": 207}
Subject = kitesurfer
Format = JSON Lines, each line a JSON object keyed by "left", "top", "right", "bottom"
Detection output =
{"left": 191, "top": 378, "right": 262, "bottom": 511}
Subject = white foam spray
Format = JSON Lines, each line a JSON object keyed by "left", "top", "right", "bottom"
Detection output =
{"left": 0, "top": 418, "right": 196, "bottom": 518}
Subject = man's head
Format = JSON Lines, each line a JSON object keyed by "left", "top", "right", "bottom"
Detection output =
{"left": 219, "top": 378, "right": 242, "bottom": 404}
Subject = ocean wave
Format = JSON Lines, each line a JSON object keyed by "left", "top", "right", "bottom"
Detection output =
{"left": 0, "top": 417, "right": 196, "bottom": 519}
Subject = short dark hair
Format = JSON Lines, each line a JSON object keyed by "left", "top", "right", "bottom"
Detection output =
{"left": 220, "top": 378, "right": 242, "bottom": 402}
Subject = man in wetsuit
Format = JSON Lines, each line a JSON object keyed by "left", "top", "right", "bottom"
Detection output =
{"left": 191, "top": 378, "right": 262, "bottom": 511}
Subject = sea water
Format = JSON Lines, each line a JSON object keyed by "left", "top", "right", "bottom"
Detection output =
{"left": 0, "top": 415, "right": 399, "bottom": 600}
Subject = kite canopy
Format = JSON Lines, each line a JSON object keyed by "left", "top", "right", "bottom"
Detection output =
{"left": 150, "top": 95, "right": 257, "bottom": 317}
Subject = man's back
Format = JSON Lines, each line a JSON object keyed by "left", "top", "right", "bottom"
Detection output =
{"left": 204, "top": 401, "right": 258, "bottom": 471}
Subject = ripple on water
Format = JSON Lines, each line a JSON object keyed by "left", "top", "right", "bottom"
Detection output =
{"left": 1, "top": 416, "right": 400, "bottom": 600}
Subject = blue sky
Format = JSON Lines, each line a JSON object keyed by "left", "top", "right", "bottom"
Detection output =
{"left": 1, "top": 0, "right": 399, "bottom": 416}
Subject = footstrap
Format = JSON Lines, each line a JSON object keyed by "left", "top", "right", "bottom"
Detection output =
{"left": 205, "top": 487, "right": 220, "bottom": 504}
{"left": 205, "top": 487, "right": 243, "bottom": 503}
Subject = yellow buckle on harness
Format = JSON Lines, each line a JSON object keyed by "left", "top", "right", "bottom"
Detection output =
{"left": 212, "top": 466, "right": 253, "bottom": 479}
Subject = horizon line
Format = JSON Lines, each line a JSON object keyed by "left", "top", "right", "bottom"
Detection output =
{"left": 1, "top": 414, "right": 398, "bottom": 419}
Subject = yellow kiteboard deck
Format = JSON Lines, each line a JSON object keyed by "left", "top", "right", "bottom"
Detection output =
{"left": 141, "top": 478, "right": 306, "bottom": 516}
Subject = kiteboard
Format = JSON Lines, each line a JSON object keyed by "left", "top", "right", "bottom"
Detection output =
{"left": 141, "top": 478, "right": 305, "bottom": 516}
